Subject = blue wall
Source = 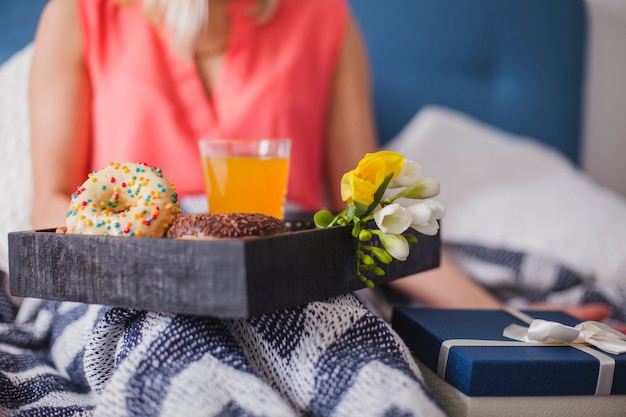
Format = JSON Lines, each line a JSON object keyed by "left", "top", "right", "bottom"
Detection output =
{"left": 0, "top": 0, "right": 48, "bottom": 64}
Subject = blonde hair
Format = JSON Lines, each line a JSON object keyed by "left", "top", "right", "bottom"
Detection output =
{"left": 118, "top": 0, "right": 278, "bottom": 56}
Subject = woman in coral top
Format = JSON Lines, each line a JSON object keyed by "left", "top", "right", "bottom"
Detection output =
{"left": 29, "top": 0, "right": 613, "bottom": 327}
{"left": 22, "top": 3, "right": 449, "bottom": 414}
{"left": 30, "top": 0, "right": 377, "bottom": 227}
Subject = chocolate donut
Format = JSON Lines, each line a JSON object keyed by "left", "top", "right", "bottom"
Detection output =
{"left": 166, "top": 213, "right": 289, "bottom": 239}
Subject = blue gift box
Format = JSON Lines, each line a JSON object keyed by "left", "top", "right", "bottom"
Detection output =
{"left": 392, "top": 308, "right": 626, "bottom": 397}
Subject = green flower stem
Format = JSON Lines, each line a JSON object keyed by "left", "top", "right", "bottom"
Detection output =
{"left": 356, "top": 240, "right": 375, "bottom": 288}
{"left": 358, "top": 272, "right": 374, "bottom": 288}
{"left": 351, "top": 218, "right": 362, "bottom": 238}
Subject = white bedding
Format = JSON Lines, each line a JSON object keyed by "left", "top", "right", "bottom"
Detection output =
{"left": 386, "top": 106, "right": 626, "bottom": 285}
{"left": 0, "top": 45, "right": 33, "bottom": 273}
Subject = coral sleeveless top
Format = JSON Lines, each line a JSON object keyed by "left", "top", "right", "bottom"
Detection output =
{"left": 77, "top": 0, "right": 348, "bottom": 210}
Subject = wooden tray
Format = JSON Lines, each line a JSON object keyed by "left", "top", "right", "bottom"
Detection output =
{"left": 8, "top": 226, "right": 440, "bottom": 318}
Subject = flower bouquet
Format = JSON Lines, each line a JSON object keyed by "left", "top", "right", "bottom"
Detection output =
{"left": 314, "top": 151, "right": 444, "bottom": 287}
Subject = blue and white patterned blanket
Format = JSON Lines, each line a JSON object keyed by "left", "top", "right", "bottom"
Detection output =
{"left": 446, "top": 243, "right": 626, "bottom": 323}
{"left": 0, "top": 272, "right": 445, "bottom": 417}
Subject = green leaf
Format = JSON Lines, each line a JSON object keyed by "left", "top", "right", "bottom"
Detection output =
{"left": 351, "top": 218, "right": 362, "bottom": 238}
{"left": 365, "top": 173, "right": 394, "bottom": 214}
{"left": 314, "top": 209, "right": 335, "bottom": 228}
{"left": 348, "top": 201, "right": 370, "bottom": 217}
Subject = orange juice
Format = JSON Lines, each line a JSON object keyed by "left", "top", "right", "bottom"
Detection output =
{"left": 201, "top": 155, "right": 290, "bottom": 218}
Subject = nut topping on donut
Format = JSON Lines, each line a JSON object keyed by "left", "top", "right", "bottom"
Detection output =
{"left": 66, "top": 162, "right": 180, "bottom": 237}
{"left": 166, "top": 213, "right": 289, "bottom": 239}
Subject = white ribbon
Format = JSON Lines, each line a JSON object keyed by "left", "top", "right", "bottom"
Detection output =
{"left": 503, "top": 319, "right": 626, "bottom": 355}
{"left": 436, "top": 308, "right": 625, "bottom": 396}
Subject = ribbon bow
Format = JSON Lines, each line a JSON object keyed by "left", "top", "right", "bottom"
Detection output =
{"left": 504, "top": 319, "right": 626, "bottom": 355}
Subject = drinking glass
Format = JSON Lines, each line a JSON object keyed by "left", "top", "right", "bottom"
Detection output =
{"left": 198, "top": 138, "right": 292, "bottom": 218}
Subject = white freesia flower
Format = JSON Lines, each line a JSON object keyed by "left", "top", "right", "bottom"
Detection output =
{"left": 378, "top": 233, "right": 410, "bottom": 261}
{"left": 406, "top": 200, "right": 445, "bottom": 236}
{"left": 397, "top": 178, "right": 441, "bottom": 200}
{"left": 389, "top": 159, "right": 421, "bottom": 188}
{"left": 373, "top": 203, "right": 412, "bottom": 234}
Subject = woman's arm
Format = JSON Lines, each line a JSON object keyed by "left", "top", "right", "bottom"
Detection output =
{"left": 389, "top": 252, "right": 621, "bottom": 330}
{"left": 29, "top": 0, "right": 91, "bottom": 229}
{"left": 388, "top": 254, "right": 504, "bottom": 309}
{"left": 323, "top": 14, "right": 378, "bottom": 212}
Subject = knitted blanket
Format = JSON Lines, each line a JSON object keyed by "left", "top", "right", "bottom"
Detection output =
{"left": 446, "top": 242, "right": 626, "bottom": 323}
{"left": 0, "top": 275, "right": 445, "bottom": 417}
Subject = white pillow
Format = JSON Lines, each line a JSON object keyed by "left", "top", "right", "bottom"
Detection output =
{"left": 0, "top": 44, "right": 34, "bottom": 273}
{"left": 386, "top": 105, "right": 626, "bottom": 285}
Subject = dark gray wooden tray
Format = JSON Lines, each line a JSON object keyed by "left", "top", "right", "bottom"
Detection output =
{"left": 8, "top": 226, "right": 439, "bottom": 318}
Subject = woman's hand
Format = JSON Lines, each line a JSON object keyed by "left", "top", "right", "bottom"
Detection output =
{"left": 527, "top": 302, "right": 626, "bottom": 334}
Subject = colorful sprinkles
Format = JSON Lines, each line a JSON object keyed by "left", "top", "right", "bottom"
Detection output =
{"left": 66, "top": 162, "right": 181, "bottom": 237}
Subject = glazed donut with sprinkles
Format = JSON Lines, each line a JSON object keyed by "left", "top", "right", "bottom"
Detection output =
{"left": 66, "top": 162, "right": 180, "bottom": 237}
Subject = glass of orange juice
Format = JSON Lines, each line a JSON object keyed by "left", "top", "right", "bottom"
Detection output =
{"left": 198, "top": 138, "right": 292, "bottom": 218}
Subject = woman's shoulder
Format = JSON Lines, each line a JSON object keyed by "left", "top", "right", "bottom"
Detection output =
{"left": 37, "top": 0, "right": 120, "bottom": 45}
{"left": 38, "top": 0, "right": 80, "bottom": 33}
{"left": 34, "top": 0, "right": 84, "bottom": 64}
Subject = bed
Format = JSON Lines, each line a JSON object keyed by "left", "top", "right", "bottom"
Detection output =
{"left": 1, "top": 0, "right": 626, "bottom": 415}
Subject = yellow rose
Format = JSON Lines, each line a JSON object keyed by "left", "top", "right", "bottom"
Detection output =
{"left": 340, "top": 151, "right": 404, "bottom": 206}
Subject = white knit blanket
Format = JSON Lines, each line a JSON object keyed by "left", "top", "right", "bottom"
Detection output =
{"left": 0, "top": 282, "right": 445, "bottom": 416}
